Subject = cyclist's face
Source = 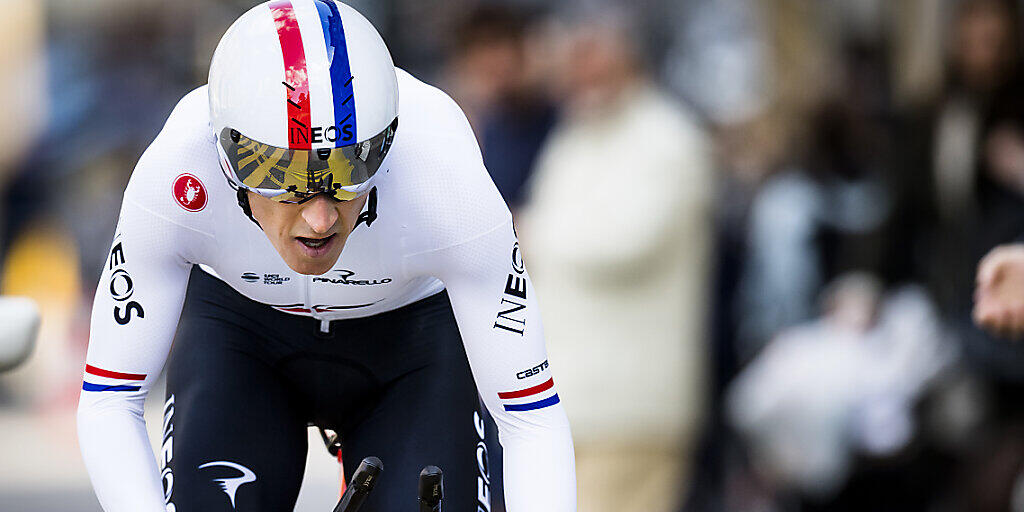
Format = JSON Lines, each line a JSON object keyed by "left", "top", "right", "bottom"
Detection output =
{"left": 248, "top": 191, "right": 368, "bottom": 275}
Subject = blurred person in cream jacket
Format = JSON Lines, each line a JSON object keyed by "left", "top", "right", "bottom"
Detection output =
{"left": 519, "top": 9, "right": 713, "bottom": 511}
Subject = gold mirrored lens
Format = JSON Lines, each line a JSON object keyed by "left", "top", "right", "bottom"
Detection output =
{"left": 219, "top": 119, "right": 396, "bottom": 203}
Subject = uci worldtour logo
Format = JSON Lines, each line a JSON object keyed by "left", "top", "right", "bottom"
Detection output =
{"left": 241, "top": 272, "right": 291, "bottom": 285}
{"left": 108, "top": 237, "right": 144, "bottom": 325}
{"left": 313, "top": 269, "right": 392, "bottom": 286}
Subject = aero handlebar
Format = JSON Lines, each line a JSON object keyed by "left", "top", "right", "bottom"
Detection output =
{"left": 418, "top": 466, "right": 443, "bottom": 512}
{"left": 330, "top": 457, "right": 444, "bottom": 512}
{"left": 333, "top": 457, "right": 383, "bottom": 512}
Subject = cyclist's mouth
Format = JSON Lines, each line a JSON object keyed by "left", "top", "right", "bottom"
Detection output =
{"left": 295, "top": 234, "right": 337, "bottom": 257}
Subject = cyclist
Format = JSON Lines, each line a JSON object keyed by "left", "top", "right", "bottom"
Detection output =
{"left": 76, "top": 1, "right": 576, "bottom": 510}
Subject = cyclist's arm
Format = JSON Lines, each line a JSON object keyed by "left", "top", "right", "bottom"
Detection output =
{"left": 77, "top": 192, "right": 197, "bottom": 511}
{"left": 400, "top": 81, "right": 575, "bottom": 510}
{"left": 77, "top": 89, "right": 210, "bottom": 512}
{"left": 78, "top": 197, "right": 194, "bottom": 512}
{"left": 416, "top": 220, "right": 576, "bottom": 510}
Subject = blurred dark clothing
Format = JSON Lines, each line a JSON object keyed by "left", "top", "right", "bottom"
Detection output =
{"left": 733, "top": 105, "right": 893, "bottom": 356}
{"left": 879, "top": 61, "right": 1024, "bottom": 512}
{"left": 444, "top": 3, "right": 552, "bottom": 212}
{"left": 886, "top": 68, "right": 1024, "bottom": 381}
{"left": 886, "top": 73, "right": 1024, "bottom": 310}
{"left": 479, "top": 98, "right": 556, "bottom": 210}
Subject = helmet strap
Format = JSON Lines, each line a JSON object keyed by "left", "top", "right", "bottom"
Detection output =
{"left": 354, "top": 188, "right": 378, "bottom": 229}
{"left": 236, "top": 188, "right": 262, "bottom": 229}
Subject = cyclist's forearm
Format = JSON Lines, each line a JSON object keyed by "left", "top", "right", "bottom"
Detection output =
{"left": 500, "top": 416, "right": 577, "bottom": 511}
{"left": 79, "top": 196, "right": 191, "bottom": 510}
{"left": 78, "top": 396, "right": 166, "bottom": 511}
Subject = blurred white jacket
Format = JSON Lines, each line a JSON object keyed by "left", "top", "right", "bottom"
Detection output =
{"left": 727, "top": 286, "right": 954, "bottom": 496}
{"left": 520, "top": 82, "right": 712, "bottom": 445}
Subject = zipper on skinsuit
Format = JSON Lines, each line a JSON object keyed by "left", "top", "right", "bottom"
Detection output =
{"left": 304, "top": 275, "right": 333, "bottom": 333}
{"left": 305, "top": 276, "right": 333, "bottom": 331}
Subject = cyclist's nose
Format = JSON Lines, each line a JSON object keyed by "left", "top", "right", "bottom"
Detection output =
{"left": 301, "top": 195, "right": 339, "bottom": 234}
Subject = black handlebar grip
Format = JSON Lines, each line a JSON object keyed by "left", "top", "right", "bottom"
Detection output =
{"left": 418, "top": 465, "right": 443, "bottom": 512}
{"left": 333, "top": 457, "right": 384, "bottom": 512}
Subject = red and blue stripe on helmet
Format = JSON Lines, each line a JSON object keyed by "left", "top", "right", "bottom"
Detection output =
{"left": 269, "top": 0, "right": 357, "bottom": 150}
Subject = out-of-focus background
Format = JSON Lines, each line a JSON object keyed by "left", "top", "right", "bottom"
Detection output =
{"left": 2, "top": 0, "right": 1024, "bottom": 510}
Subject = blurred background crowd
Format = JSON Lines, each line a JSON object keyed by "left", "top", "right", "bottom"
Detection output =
{"left": 2, "top": 0, "right": 1024, "bottom": 510}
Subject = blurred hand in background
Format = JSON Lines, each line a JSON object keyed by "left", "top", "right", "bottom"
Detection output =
{"left": 974, "top": 244, "right": 1024, "bottom": 338}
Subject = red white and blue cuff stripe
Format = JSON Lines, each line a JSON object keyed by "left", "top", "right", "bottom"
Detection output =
{"left": 498, "top": 378, "right": 560, "bottom": 412}
{"left": 82, "top": 364, "right": 146, "bottom": 392}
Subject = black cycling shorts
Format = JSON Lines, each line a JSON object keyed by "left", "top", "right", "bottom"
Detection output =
{"left": 161, "top": 266, "right": 504, "bottom": 511}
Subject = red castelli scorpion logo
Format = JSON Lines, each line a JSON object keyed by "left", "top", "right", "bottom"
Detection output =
{"left": 173, "top": 173, "right": 208, "bottom": 212}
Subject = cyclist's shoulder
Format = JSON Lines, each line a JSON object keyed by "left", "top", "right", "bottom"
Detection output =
{"left": 145, "top": 86, "right": 214, "bottom": 146}
{"left": 391, "top": 70, "right": 485, "bottom": 190}
{"left": 132, "top": 85, "right": 217, "bottom": 175}
{"left": 386, "top": 72, "right": 510, "bottom": 253}
{"left": 122, "top": 86, "right": 225, "bottom": 230}
{"left": 395, "top": 69, "right": 474, "bottom": 142}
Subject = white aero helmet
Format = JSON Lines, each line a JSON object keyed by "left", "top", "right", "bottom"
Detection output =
{"left": 209, "top": 0, "right": 398, "bottom": 203}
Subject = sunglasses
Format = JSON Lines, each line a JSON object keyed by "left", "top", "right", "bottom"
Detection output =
{"left": 217, "top": 118, "right": 397, "bottom": 203}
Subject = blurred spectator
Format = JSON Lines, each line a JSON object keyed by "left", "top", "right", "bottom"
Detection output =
{"left": 734, "top": 78, "right": 893, "bottom": 358}
{"left": 880, "top": 14, "right": 1024, "bottom": 479}
{"left": 664, "top": 0, "right": 768, "bottom": 126}
{"left": 519, "top": 8, "right": 712, "bottom": 511}
{"left": 0, "top": 0, "right": 46, "bottom": 191}
{"left": 0, "top": 1, "right": 199, "bottom": 412}
{"left": 0, "top": 0, "right": 46, "bottom": 266}
{"left": 729, "top": 274, "right": 953, "bottom": 506}
{"left": 889, "top": 0, "right": 1024, "bottom": 313}
{"left": 2, "top": 0, "right": 200, "bottom": 283}
{"left": 444, "top": 4, "right": 556, "bottom": 214}
{"left": 701, "top": 0, "right": 886, "bottom": 361}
